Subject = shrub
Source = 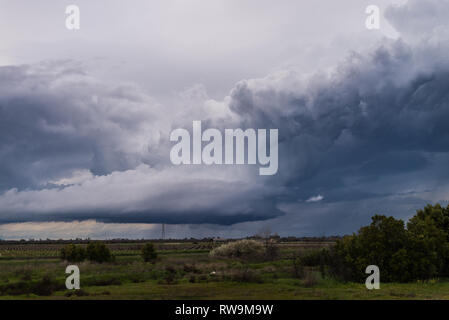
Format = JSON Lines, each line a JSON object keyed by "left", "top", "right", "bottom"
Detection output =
{"left": 231, "top": 268, "right": 262, "bottom": 283}
{"left": 210, "top": 240, "right": 265, "bottom": 261}
{"left": 141, "top": 243, "right": 158, "bottom": 262}
{"left": 129, "top": 273, "right": 145, "bottom": 283}
{"left": 85, "top": 277, "right": 122, "bottom": 286}
{"left": 302, "top": 271, "right": 320, "bottom": 288}
{"left": 0, "top": 274, "right": 64, "bottom": 296}
{"left": 163, "top": 266, "right": 177, "bottom": 284}
{"left": 292, "top": 257, "right": 306, "bottom": 279}
{"left": 0, "top": 281, "right": 31, "bottom": 296}
{"left": 65, "top": 289, "right": 89, "bottom": 297}
{"left": 86, "top": 242, "right": 113, "bottom": 263}
{"left": 297, "top": 249, "right": 329, "bottom": 267}
{"left": 198, "top": 275, "right": 208, "bottom": 283}
{"left": 183, "top": 264, "right": 199, "bottom": 274}
{"left": 60, "top": 244, "right": 86, "bottom": 262}
{"left": 14, "top": 268, "right": 33, "bottom": 281}
{"left": 25, "top": 275, "right": 62, "bottom": 296}
{"left": 264, "top": 240, "right": 280, "bottom": 261}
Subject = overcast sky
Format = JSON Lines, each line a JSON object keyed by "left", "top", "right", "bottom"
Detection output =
{"left": 1, "top": 0, "right": 449, "bottom": 239}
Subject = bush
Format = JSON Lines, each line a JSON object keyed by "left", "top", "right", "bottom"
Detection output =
{"left": 0, "top": 281, "right": 31, "bottom": 296}
{"left": 210, "top": 240, "right": 265, "bottom": 261}
{"left": 231, "top": 268, "right": 262, "bottom": 283}
{"left": 14, "top": 268, "right": 33, "bottom": 281}
{"left": 0, "top": 275, "right": 63, "bottom": 296}
{"left": 292, "top": 257, "right": 305, "bottom": 279}
{"left": 163, "top": 266, "right": 177, "bottom": 284}
{"left": 85, "top": 277, "right": 122, "bottom": 286}
{"left": 86, "top": 242, "right": 113, "bottom": 263}
{"left": 302, "top": 271, "right": 320, "bottom": 288}
{"left": 264, "top": 240, "right": 280, "bottom": 261}
{"left": 292, "top": 249, "right": 328, "bottom": 279}
{"left": 129, "top": 273, "right": 145, "bottom": 283}
{"left": 141, "top": 243, "right": 158, "bottom": 262}
{"left": 297, "top": 249, "right": 329, "bottom": 267}
{"left": 65, "top": 289, "right": 90, "bottom": 297}
{"left": 60, "top": 244, "right": 86, "bottom": 262}
{"left": 33, "top": 275, "right": 62, "bottom": 296}
{"left": 182, "top": 264, "right": 199, "bottom": 273}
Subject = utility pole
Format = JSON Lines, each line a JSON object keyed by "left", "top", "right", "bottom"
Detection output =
{"left": 161, "top": 223, "right": 165, "bottom": 240}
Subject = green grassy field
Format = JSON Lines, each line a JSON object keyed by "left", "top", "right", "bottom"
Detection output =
{"left": 0, "top": 241, "right": 448, "bottom": 300}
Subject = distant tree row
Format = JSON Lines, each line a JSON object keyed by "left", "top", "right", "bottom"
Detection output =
{"left": 60, "top": 242, "right": 158, "bottom": 263}
{"left": 60, "top": 242, "right": 113, "bottom": 263}
{"left": 0, "top": 236, "right": 340, "bottom": 244}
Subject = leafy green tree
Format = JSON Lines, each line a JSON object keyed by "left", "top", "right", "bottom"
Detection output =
{"left": 407, "top": 206, "right": 449, "bottom": 277}
{"left": 332, "top": 215, "right": 408, "bottom": 282}
{"left": 86, "top": 242, "right": 113, "bottom": 263}
{"left": 141, "top": 243, "right": 158, "bottom": 262}
{"left": 60, "top": 244, "right": 86, "bottom": 262}
{"left": 331, "top": 210, "right": 449, "bottom": 282}
{"left": 301, "top": 204, "right": 449, "bottom": 282}
{"left": 410, "top": 204, "right": 449, "bottom": 240}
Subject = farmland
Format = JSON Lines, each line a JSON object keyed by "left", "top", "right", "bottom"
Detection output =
{"left": 0, "top": 240, "right": 448, "bottom": 300}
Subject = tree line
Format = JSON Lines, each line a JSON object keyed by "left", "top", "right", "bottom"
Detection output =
{"left": 298, "top": 204, "right": 449, "bottom": 282}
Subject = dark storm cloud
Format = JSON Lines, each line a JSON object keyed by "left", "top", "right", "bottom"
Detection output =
{"left": 227, "top": 37, "right": 449, "bottom": 206}
{"left": 0, "top": 61, "right": 284, "bottom": 224}
{"left": 0, "top": 61, "right": 165, "bottom": 191}
{"left": 0, "top": 164, "right": 283, "bottom": 224}
{"left": 0, "top": 0, "right": 449, "bottom": 232}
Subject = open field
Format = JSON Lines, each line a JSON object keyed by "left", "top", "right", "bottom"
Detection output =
{"left": 0, "top": 241, "right": 448, "bottom": 300}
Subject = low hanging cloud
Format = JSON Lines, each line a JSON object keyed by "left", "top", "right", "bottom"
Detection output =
{"left": 0, "top": 61, "right": 170, "bottom": 190}
{"left": 0, "top": 62, "right": 283, "bottom": 224}
{"left": 0, "top": 0, "right": 449, "bottom": 234}
{"left": 306, "top": 195, "right": 324, "bottom": 203}
{"left": 0, "top": 165, "right": 282, "bottom": 224}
